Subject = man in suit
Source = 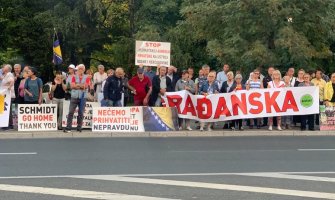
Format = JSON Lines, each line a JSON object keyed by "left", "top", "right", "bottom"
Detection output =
{"left": 166, "top": 66, "right": 179, "bottom": 89}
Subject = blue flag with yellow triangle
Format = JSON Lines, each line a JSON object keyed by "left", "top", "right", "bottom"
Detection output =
{"left": 53, "top": 38, "right": 62, "bottom": 65}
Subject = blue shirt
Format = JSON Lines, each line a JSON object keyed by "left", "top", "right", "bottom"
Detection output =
{"left": 216, "top": 71, "right": 227, "bottom": 86}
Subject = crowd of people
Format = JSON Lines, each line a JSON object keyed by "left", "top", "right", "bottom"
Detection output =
{"left": 1, "top": 63, "right": 335, "bottom": 132}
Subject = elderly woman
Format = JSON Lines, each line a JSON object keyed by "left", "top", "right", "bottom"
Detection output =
{"left": 175, "top": 70, "right": 195, "bottom": 130}
{"left": 324, "top": 73, "right": 335, "bottom": 107}
{"left": 220, "top": 71, "right": 236, "bottom": 130}
{"left": 267, "top": 70, "right": 285, "bottom": 131}
{"left": 298, "top": 73, "right": 315, "bottom": 131}
{"left": 199, "top": 71, "right": 219, "bottom": 131}
{"left": 232, "top": 74, "right": 246, "bottom": 130}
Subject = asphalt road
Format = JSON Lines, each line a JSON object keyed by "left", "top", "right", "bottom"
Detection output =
{"left": 0, "top": 137, "right": 335, "bottom": 200}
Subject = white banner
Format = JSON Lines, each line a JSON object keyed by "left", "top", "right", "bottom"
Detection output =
{"left": 92, "top": 107, "right": 144, "bottom": 132}
{"left": 18, "top": 104, "right": 57, "bottom": 131}
{"left": 0, "top": 91, "right": 11, "bottom": 127}
{"left": 163, "top": 87, "right": 319, "bottom": 122}
{"left": 62, "top": 101, "right": 99, "bottom": 128}
{"left": 135, "top": 41, "right": 171, "bottom": 66}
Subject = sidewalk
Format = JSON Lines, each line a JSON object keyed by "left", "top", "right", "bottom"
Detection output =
{"left": 0, "top": 129, "right": 334, "bottom": 139}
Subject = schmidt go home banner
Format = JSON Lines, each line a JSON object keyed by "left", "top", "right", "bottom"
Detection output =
{"left": 163, "top": 87, "right": 319, "bottom": 122}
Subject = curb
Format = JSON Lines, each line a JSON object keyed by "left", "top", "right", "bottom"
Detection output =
{"left": 0, "top": 130, "right": 334, "bottom": 139}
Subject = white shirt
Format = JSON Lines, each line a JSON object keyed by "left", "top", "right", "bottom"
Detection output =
{"left": 0, "top": 72, "right": 15, "bottom": 98}
{"left": 93, "top": 72, "right": 108, "bottom": 93}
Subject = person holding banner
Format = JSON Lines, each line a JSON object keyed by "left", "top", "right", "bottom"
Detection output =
{"left": 24, "top": 67, "right": 43, "bottom": 104}
{"left": 324, "top": 73, "right": 335, "bottom": 107}
{"left": 232, "top": 74, "right": 246, "bottom": 130}
{"left": 246, "top": 69, "right": 264, "bottom": 129}
{"left": 103, "top": 67, "right": 124, "bottom": 107}
{"left": 0, "top": 64, "right": 15, "bottom": 130}
{"left": 267, "top": 70, "right": 285, "bottom": 131}
{"left": 128, "top": 68, "right": 152, "bottom": 106}
{"left": 298, "top": 73, "right": 315, "bottom": 131}
{"left": 282, "top": 76, "right": 293, "bottom": 130}
{"left": 195, "top": 69, "right": 206, "bottom": 95}
{"left": 64, "top": 64, "right": 91, "bottom": 133}
{"left": 150, "top": 66, "right": 174, "bottom": 107}
{"left": 199, "top": 71, "right": 219, "bottom": 131}
{"left": 175, "top": 70, "right": 195, "bottom": 130}
{"left": 220, "top": 71, "right": 236, "bottom": 130}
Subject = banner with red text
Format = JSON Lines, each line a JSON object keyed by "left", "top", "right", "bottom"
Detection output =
{"left": 92, "top": 107, "right": 144, "bottom": 132}
{"left": 18, "top": 104, "right": 57, "bottom": 131}
{"left": 135, "top": 41, "right": 171, "bottom": 66}
{"left": 163, "top": 87, "right": 319, "bottom": 122}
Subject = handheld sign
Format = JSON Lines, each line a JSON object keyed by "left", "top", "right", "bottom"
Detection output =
{"left": 135, "top": 41, "right": 171, "bottom": 67}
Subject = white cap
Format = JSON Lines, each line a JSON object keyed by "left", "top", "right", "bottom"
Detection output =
{"left": 68, "top": 64, "right": 76, "bottom": 70}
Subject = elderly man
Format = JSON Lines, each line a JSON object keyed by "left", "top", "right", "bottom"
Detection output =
{"left": 103, "top": 68, "right": 124, "bottom": 107}
{"left": 150, "top": 66, "right": 173, "bottom": 106}
{"left": 13, "top": 64, "right": 23, "bottom": 103}
{"left": 128, "top": 68, "right": 152, "bottom": 106}
{"left": 1, "top": 64, "right": 15, "bottom": 130}
{"left": 216, "top": 64, "right": 230, "bottom": 89}
{"left": 64, "top": 64, "right": 91, "bottom": 133}
{"left": 166, "top": 66, "right": 179, "bottom": 89}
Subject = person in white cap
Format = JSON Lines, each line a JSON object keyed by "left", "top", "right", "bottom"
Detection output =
{"left": 65, "top": 64, "right": 76, "bottom": 100}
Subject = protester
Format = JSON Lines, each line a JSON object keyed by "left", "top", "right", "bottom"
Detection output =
{"left": 248, "top": 66, "right": 264, "bottom": 81}
{"left": 175, "top": 70, "right": 195, "bottom": 130}
{"left": 51, "top": 71, "right": 67, "bottom": 130}
{"left": 220, "top": 71, "right": 236, "bottom": 93}
{"left": 24, "top": 67, "right": 43, "bottom": 104}
{"left": 0, "top": 64, "right": 15, "bottom": 130}
{"left": 121, "top": 71, "right": 129, "bottom": 107}
{"left": 217, "top": 64, "right": 230, "bottom": 89}
{"left": 246, "top": 69, "right": 264, "bottom": 129}
{"left": 103, "top": 67, "right": 124, "bottom": 107}
{"left": 13, "top": 64, "right": 23, "bottom": 103}
{"left": 324, "top": 73, "right": 335, "bottom": 107}
{"left": 267, "top": 70, "right": 284, "bottom": 131}
{"left": 85, "top": 69, "right": 95, "bottom": 102}
{"left": 298, "top": 73, "right": 315, "bottom": 131}
{"left": 166, "top": 66, "right": 179, "bottom": 89}
{"left": 282, "top": 76, "right": 293, "bottom": 129}
{"left": 232, "top": 74, "right": 245, "bottom": 130}
{"left": 128, "top": 68, "right": 152, "bottom": 106}
{"left": 311, "top": 69, "right": 327, "bottom": 125}
{"left": 18, "top": 70, "right": 28, "bottom": 105}
{"left": 195, "top": 69, "right": 206, "bottom": 95}
{"left": 287, "top": 67, "right": 296, "bottom": 87}
{"left": 64, "top": 64, "right": 91, "bottom": 133}
{"left": 150, "top": 66, "right": 173, "bottom": 106}
{"left": 187, "top": 67, "right": 195, "bottom": 81}
{"left": 93, "top": 65, "right": 107, "bottom": 98}
{"left": 144, "top": 66, "right": 155, "bottom": 82}
{"left": 65, "top": 64, "right": 76, "bottom": 100}
{"left": 199, "top": 71, "right": 219, "bottom": 131}
{"left": 101, "top": 69, "right": 114, "bottom": 93}
{"left": 293, "top": 69, "right": 305, "bottom": 126}
{"left": 262, "top": 66, "right": 275, "bottom": 127}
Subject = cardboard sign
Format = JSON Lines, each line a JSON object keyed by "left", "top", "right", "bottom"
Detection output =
{"left": 62, "top": 101, "right": 99, "bottom": 128}
{"left": 320, "top": 106, "right": 335, "bottom": 130}
{"left": 0, "top": 91, "right": 11, "bottom": 127}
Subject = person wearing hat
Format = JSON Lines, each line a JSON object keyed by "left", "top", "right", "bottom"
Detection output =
{"left": 64, "top": 64, "right": 76, "bottom": 100}
{"left": 24, "top": 67, "right": 43, "bottom": 104}
{"left": 128, "top": 67, "right": 152, "bottom": 106}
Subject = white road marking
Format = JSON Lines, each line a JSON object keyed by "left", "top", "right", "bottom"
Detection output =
{"left": 1, "top": 172, "right": 335, "bottom": 179}
{"left": 71, "top": 175, "right": 335, "bottom": 199}
{"left": 0, "top": 152, "right": 37, "bottom": 155}
{"left": 298, "top": 149, "right": 335, "bottom": 151}
{"left": 236, "top": 173, "right": 335, "bottom": 183}
{"left": 0, "top": 184, "right": 179, "bottom": 200}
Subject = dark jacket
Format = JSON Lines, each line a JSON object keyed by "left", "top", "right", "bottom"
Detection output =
{"left": 263, "top": 75, "right": 272, "bottom": 88}
{"left": 199, "top": 80, "right": 220, "bottom": 95}
{"left": 103, "top": 75, "right": 123, "bottom": 101}
{"left": 167, "top": 72, "right": 180, "bottom": 89}
{"left": 220, "top": 81, "right": 237, "bottom": 93}
{"left": 150, "top": 75, "right": 174, "bottom": 106}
